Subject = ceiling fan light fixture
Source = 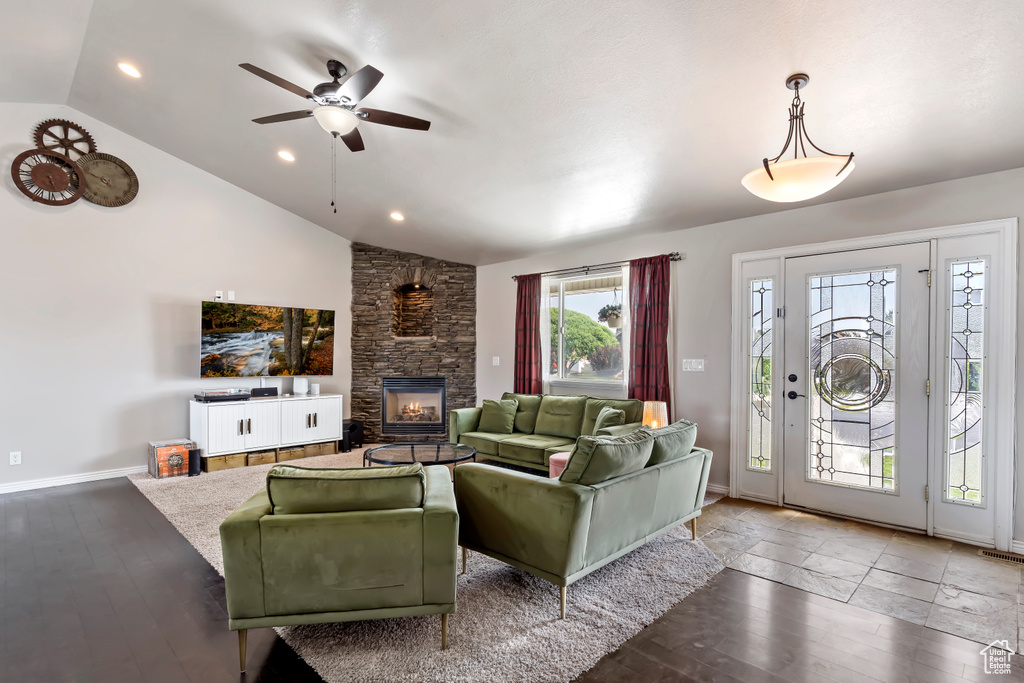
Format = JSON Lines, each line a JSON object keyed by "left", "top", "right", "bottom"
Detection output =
{"left": 743, "top": 73, "right": 855, "bottom": 203}
{"left": 312, "top": 105, "right": 359, "bottom": 136}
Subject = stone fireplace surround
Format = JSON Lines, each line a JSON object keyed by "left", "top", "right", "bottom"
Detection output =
{"left": 350, "top": 242, "right": 476, "bottom": 443}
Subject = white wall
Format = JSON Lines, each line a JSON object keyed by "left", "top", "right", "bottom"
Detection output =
{"left": 0, "top": 102, "right": 352, "bottom": 490}
{"left": 476, "top": 167, "right": 1024, "bottom": 535}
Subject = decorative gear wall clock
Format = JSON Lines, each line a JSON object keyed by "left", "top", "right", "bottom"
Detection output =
{"left": 10, "top": 149, "right": 84, "bottom": 206}
{"left": 10, "top": 117, "right": 139, "bottom": 207}
{"left": 76, "top": 152, "right": 139, "bottom": 207}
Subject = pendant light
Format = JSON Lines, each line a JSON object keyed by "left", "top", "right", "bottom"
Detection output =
{"left": 742, "top": 73, "right": 855, "bottom": 203}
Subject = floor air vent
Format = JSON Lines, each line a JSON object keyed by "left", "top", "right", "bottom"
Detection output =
{"left": 979, "top": 549, "right": 1024, "bottom": 565}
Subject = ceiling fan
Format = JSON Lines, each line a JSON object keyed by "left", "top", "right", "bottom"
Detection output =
{"left": 239, "top": 59, "right": 430, "bottom": 151}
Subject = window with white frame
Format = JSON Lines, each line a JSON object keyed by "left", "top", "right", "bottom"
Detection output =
{"left": 546, "top": 271, "right": 627, "bottom": 389}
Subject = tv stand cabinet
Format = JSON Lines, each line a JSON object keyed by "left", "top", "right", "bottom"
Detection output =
{"left": 189, "top": 394, "right": 343, "bottom": 471}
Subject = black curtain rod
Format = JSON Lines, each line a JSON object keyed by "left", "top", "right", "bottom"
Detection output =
{"left": 511, "top": 252, "right": 681, "bottom": 281}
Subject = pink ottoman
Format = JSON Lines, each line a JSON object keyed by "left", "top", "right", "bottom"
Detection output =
{"left": 548, "top": 452, "right": 571, "bottom": 479}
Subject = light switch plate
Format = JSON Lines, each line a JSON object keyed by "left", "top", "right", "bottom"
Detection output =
{"left": 228, "top": 290, "right": 236, "bottom": 301}
{"left": 681, "top": 359, "right": 705, "bottom": 372}
{"left": 492, "top": 356, "right": 500, "bottom": 366}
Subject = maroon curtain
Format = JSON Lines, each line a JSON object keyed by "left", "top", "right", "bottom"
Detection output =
{"left": 628, "top": 255, "right": 671, "bottom": 416}
{"left": 513, "top": 273, "right": 543, "bottom": 394}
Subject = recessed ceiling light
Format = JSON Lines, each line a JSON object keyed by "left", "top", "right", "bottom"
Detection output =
{"left": 278, "top": 150, "right": 295, "bottom": 162}
{"left": 118, "top": 62, "right": 141, "bottom": 78}
{"left": 390, "top": 211, "right": 405, "bottom": 221}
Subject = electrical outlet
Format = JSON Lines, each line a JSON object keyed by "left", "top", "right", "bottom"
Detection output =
{"left": 681, "top": 359, "right": 705, "bottom": 372}
{"left": 214, "top": 290, "right": 224, "bottom": 301}
{"left": 10, "top": 451, "right": 22, "bottom": 466}
{"left": 492, "top": 356, "right": 500, "bottom": 366}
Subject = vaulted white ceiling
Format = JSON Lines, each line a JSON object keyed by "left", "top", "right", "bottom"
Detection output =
{"left": 5, "top": 0, "right": 1024, "bottom": 264}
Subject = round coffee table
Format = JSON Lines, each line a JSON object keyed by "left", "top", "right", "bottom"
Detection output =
{"left": 363, "top": 442, "right": 477, "bottom": 467}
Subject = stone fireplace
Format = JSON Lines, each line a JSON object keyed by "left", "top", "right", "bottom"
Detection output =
{"left": 350, "top": 243, "right": 476, "bottom": 443}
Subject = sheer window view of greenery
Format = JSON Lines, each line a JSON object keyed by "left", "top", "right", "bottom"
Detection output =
{"left": 549, "top": 282, "right": 624, "bottom": 382}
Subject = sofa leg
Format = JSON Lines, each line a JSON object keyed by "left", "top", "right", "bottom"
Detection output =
{"left": 238, "top": 629, "right": 247, "bottom": 672}
{"left": 441, "top": 613, "right": 449, "bottom": 650}
{"left": 691, "top": 517, "right": 697, "bottom": 539}
{"left": 559, "top": 585, "right": 567, "bottom": 619}
{"left": 461, "top": 546, "right": 467, "bottom": 575}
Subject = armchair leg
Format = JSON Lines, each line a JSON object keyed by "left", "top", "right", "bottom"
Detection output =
{"left": 238, "top": 629, "right": 247, "bottom": 672}
{"left": 691, "top": 517, "right": 697, "bottom": 539}
{"left": 559, "top": 585, "right": 567, "bottom": 619}
{"left": 441, "top": 613, "right": 449, "bottom": 650}
{"left": 461, "top": 546, "right": 467, "bottom": 575}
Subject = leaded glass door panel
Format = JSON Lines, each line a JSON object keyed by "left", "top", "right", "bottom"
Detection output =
{"left": 783, "top": 243, "right": 930, "bottom": 530}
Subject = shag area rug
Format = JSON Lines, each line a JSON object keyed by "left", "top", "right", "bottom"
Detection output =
{"left": 130, "top": 449, "right": 724, "bottom": 682}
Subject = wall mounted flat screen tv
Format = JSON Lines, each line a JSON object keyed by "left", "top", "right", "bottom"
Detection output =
{"left": 201, "top": 302, "right": 335, "bottom": 377}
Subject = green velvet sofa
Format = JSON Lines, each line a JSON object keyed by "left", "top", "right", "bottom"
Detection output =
{"left": 219, "top": 463, "right": 458, "bottom": 672}
{"left": 448, "top": 393, "right": 644, "bottom": 472}
{"left": 454, "top": 422, "right": 711, "bottom": 618}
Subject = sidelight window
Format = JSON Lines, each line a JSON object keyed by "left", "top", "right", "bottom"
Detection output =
{"left": 748, "top": 279, "right": 773, "bottom": 471}
{"left": 945, "top": 259, "right": 986, "bottom": 505}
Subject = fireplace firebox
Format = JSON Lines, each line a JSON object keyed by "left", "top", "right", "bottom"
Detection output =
{"left": 381, "top": 377, "right": 447, "bottom": 436}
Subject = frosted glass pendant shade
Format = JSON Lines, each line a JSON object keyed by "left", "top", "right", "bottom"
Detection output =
{"left": 742, "top": 155, "right": 855, "bottom": 203}
{"left": 312, "top": 106, "right": 359, "bottom": 135}
{"left": 642, "top": 401, "right": 669, "bottom": 429}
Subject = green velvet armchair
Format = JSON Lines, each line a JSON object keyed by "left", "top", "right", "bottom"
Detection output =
{"left": 219, "top": 463, "right": 458, "bottom": 672}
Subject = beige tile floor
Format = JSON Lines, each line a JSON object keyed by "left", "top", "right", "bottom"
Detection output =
{"left": 698, "top": 497, "right": 1024, "bottom": 652}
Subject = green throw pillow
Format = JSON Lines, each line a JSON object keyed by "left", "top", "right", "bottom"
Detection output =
{"left": 641, "top": 418, "right": 698, "bottom": 466}
{"left": 592, "top": 406, "right": 626, "bottom": 433}
{"left": 534, "top": 395, "right": 587, "bottom": 439}
{"left": 478, "top": 398, "right": 518, "bottom": 434}
{"left": 266, "top": 463, "right": 425, "bottom": 514}
{"left": 501, "top": 392, "right": 544, "bottom": 433}
{"left": 560, "top": 430, "right": 653, "bottom": 486}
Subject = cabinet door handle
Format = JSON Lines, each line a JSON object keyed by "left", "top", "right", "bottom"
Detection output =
{"left": 307, "top": 413, "right": 311, "bottom": 429}
{"left": 238, "top": 419, "right": 244, "bottom": 436}
{"left": 313, "top": 412, "right": 318, "bottom": 428}
{"left": 247, "top": 418, "right": 251, "bottom": 434}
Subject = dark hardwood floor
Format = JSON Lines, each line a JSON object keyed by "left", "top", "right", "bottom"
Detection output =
{"left": 3, "top": 478, "right": 1018, "bottom": 682}
{"left": 1, "top": 477, "right": 322, "bottom": 683}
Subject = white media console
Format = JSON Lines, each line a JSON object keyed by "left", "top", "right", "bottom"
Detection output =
{"left": 190, "top": 394, "right": 344, "bottom": 467}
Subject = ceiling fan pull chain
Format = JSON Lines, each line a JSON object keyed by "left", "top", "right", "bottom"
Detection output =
{"left": 331, "top": 133, "right": 337, "bottom": 213}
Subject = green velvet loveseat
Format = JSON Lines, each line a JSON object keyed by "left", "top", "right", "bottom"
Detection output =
{"left": 219, "top": 463, "right": 458, "bottom": 672}
{"left": 448, "top": 393, "right": 644, "bottom": 472}
{"left": 454, "top": 420, "right": 711, "bottom": 617}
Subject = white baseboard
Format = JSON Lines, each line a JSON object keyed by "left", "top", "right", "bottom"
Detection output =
{"left": 706, "top": 483, "right": 730, "bottom": 495}
{"left": 0, "top": 465, "right": 148, "bottom": 495}
{"left": 1011, "top": 540, "right": 1024, "bottom": 555}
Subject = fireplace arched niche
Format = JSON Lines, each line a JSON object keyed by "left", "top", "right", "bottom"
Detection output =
{"left": 391, "top": 266, "right": 437, "bottom": 339}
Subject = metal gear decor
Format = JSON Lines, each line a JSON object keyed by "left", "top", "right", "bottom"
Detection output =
{"left": 34, "top": 118, "right": 97, "bottom": 161}
{"left": 10, "top": 117, "right": 138, "bottom": 208}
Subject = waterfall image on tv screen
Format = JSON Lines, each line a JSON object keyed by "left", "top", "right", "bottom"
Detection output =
{"left": 201, "top": 302, "right": 335, "bottom": 377}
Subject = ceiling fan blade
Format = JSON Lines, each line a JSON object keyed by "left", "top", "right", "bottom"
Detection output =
{"left": 357, "top": 108, "right": 431, "bottom": 131}
{"left": 340, "top": 128, "right": 365, "bottom": 152}
{"left": 239, "top": 63, "right": 317, "bottom": 101}
{"left": 252, "top": 110, "right": 313, "bottom": 124}
{"left": 337, "top": 65, "right": 384, "bottom": 104}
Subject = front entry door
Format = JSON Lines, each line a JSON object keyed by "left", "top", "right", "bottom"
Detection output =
{"left": 783, "top": 243, "right": 930, "bottom": 530}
